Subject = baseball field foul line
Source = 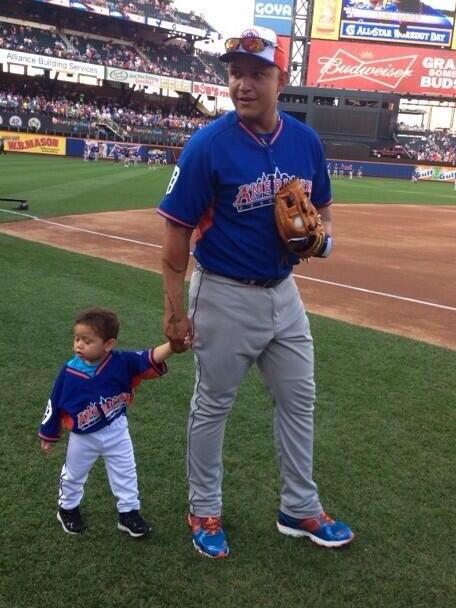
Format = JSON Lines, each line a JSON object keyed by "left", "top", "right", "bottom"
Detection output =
{"left": 292, "top": 274, "right": 456, "bottom": 312}
{"left": 1, "top": 208, "right": 455, "bottom": 313}
{"left": 0, "top": 209, "right": 162, "bottom": 249}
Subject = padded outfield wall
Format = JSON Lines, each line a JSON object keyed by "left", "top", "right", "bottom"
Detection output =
{"left": 2, "top": 129, "right": 454, "bottom": 181}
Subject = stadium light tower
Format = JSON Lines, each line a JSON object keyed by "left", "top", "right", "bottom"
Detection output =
{"left": 289, "top": 0, "right": 312, "bottom": 86}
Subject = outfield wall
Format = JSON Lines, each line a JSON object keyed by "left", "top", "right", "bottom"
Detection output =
{"left": 328, "top": 160, "right": 412, "bottom": 179}
{"left": 2, "top": 130, "right": 455, "bottom": 182}
{"left": 65, "top": 137, "right": 179, "bottom": 163}
{"left": 327, "top": 159, "right": 456, "bottom": 182}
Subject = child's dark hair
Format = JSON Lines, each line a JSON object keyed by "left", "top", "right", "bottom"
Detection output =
{"left": 74, "top": 307, "right": 120, "bottom": 341}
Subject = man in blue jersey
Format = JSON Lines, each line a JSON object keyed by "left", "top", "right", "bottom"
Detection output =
{"left": 158, "top": 25, "right": 354, "bottom": 559}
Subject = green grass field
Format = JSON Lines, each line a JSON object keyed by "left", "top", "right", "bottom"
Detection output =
{"left": 0, "top": 155, "right": 454, "bottom": 223}
{"left": 0, "top": 154, "right": 455, "bottom": 608}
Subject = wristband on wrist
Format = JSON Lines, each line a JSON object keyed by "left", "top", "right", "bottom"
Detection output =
{"left": 315, "top": 234, "right": 332, "bottom": 258}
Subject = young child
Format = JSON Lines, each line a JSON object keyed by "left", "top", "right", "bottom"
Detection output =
{"left": 39, "top": 306, "right": 175, "bottom": 538}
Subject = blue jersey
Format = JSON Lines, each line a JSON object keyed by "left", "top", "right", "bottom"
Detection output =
{"left": 39, "top": 349, "right": 167, "bottom": 441}
{"left": 158, "top": 111, "right": 331, "bottom": 280}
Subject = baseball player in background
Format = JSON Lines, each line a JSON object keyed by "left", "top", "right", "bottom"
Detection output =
{"left": 39, "top": 306, "right": 173, "bottom": 537}
{"left": 158, "top": 26, "right": 354, "bottom": 559}
{"left": 147, "top": 149, "right": 154, "bottom": 169}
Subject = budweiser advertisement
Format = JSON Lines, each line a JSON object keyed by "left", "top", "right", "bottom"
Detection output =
{"left": 306, "top": 39, "right": 456, "bottom": 96}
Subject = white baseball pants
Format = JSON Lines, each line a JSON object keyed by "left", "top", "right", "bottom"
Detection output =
{"left": 58, "top": 415, "right": 140, "bottom": 513}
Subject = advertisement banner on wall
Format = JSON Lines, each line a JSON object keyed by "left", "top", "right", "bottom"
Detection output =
{"left": 306, "top": 39, "right": 456, "bottom": 97}
{"left": 339, "top": 0, "right": 456, "bottom": 48}
{"left": 105, "top": 67, "right": 192, "bottom": 93}
{"left": 254, "top": 0, "right": 294, "bottom": 36}
{"left": 0, "top": 111, "right": 51, "bottom": 132}
{"left": 146, "top": 18, "right": 209, "bottom": 38}
{"left": 415, "top": 164, "right": 456, "bottom": 180}
{"left": 105, "top": 66, "right": 161, "bottom": 88}
{"left": 311, "top": 0, "right": 343, "bottom": 41}
{"left": 0, "top": 49, "right": 104, "bottom": 78}
{"left": 192, "top": 82, "right": 230, "bottom": 98}
{"left": 31, "top": 1, "right": 147, "bottom": 24}
{"left": 31, "top": 1, "right": 210, "bottom": 36}
{"left": 159, "top": 76, "right": 192, "bottom": 94}
{"left": 0, "top": 130, "right": 66, "bottom": 155}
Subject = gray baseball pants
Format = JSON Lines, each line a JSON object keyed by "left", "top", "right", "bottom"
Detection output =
{"left": 187, "top": 266, "right": 322, "bottom": 519}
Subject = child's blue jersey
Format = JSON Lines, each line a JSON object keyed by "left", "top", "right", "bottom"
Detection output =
{"left": 39, "top": 349, "right": 167, "bottom": 441}
{"left": 158, "top": 111, "right": 331, "bottom": 281}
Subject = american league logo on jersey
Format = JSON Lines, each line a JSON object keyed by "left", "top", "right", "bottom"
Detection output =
{"left": 233, "top": 168, "right": 312, "bottom": 212}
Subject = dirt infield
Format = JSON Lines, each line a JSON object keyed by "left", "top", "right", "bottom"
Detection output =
{"left": 1, "top": 204, "right": 455, "bottom": 350}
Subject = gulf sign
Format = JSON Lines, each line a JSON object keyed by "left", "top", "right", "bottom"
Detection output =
{"left": 416, "top": 165, "right": 456, "bottom": 181}
{"left": 306, "top": 39, "right": 456, "bottom": 97}
{"left": 254, "top": 1, "right": 293, "bottom": 35}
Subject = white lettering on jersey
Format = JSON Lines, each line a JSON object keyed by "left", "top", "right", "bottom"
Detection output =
{"left": 42, "top": 398, "right": 53, "bottom": 425}
{"left": 165, "top": 166, "right": 180, "bottom": 195}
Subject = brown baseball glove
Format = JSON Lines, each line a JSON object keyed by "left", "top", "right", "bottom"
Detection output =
{"left": 274, "top": 178, "right": 326, "bottom": 259}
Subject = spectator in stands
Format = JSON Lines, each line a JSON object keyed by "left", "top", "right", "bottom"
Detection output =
{"left": 0, "top": 85, "right": 214, "bottom": 144}
{"left": 0, "top": 20, "right": 225, "bottom": 85}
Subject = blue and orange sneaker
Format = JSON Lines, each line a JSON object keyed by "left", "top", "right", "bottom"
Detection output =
{"left": 277, "top": 510, "right": 354, "bottom": 548}
{"left": 187, "top": 514, "right": 229, "bottom": 558}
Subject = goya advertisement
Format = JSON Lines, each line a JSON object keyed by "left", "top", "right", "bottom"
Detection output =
{"left": 254, "top": 0, "right": 294, "bottom": 36}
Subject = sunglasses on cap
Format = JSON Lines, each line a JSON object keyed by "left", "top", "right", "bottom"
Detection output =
{"left": 224, "top": 36, "right": 276, "bottom": 54}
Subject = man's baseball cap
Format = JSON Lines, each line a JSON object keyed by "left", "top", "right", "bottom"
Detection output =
{"left": 219, "top": 26, "right": 287, "bottom": 72}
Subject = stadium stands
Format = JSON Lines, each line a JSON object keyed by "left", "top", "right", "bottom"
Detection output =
{"left": 0, "top": 22, "right": 65, "bottom": 57}
{"left": 85, "top": 0, "right": 214, "bottom": 32}
{"left": 196, "top": 50, "right": 227, "bottom": 85}
{"left": 396, "top": 131, "right": 456, "bottom": 164}
{"left": 0, "top": 85, "right": 212, "bottom": 145}
{"left": 0, "top": 19, "right": 225, "bottom": 84}
{"left": 3, "top": 2, "right": 452, "bottom": 164}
